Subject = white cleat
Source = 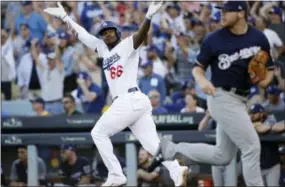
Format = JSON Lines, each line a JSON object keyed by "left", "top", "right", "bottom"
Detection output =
{"left": 170, "top": 166, "right": 189, "bottom": 187}
{"left": 101, "top": 176, "right": 127, "bottom": 187}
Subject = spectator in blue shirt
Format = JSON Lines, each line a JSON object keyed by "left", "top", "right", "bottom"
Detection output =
{"left": 14, "top": 1, "right": 47, "bottom": 41}
{"left": 148, "top": 90, "right": 168, "bottom": 114}
{"left": 77, "top": 72, "right": 104, "bottom": 114}
{"left": 80, "top": 2, "right": 103, "bottom": 32}
{"left": 139, "top": 61, "right": 166, "bottom": 104}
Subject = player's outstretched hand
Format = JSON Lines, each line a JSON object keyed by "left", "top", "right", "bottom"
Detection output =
{"left": 44, "top": 2, "right": 67, "bottom": 20}
{"left": 199, "top": 79, "right": 216, "bottom": 96}
{"left": 146, "top": 2, "right": 163, "bottom": 19}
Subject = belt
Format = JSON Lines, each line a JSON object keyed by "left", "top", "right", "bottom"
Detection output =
{"left": 221, "top": 86, "right": 250, "bottom": 97}
{"left": 112, "top": 87, "right": 139, "bottom": 102}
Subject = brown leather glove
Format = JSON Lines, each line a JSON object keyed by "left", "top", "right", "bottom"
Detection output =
{"left": 248, "top": 50, "right": 269, "bottom": 84}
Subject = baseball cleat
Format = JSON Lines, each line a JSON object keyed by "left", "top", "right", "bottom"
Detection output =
{"left": 101, "top": 176, "right": 127, "bottom": 187}
{"left": 170, "top": 166, "right": 189, "bottom": 187}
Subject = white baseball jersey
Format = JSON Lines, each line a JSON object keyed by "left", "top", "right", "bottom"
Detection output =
{"left": 80, "top": 34, "right": 140, "bottom": 98}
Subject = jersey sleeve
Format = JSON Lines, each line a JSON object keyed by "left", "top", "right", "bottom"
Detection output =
{"left": 65, "top": 16, "right": 104, "bottom": 56}
{"left": 260, "top": 33, "right": 274, "bottom": 70}
{"left": 123, "top": 34, "right": 140, "bottom": 54}
{"left": 196, "top": 34, "right": 214, "bottom": 69}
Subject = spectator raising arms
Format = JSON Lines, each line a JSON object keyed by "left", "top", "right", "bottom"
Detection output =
{"left": 40, "top": 51, "right": 65, "bottom": 115}
{"left": 17, "top": 38, "right": 47, "bottom": 99}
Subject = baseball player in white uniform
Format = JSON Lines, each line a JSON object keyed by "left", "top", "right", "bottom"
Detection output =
{"left": 44, "top": 2, "right": 188, "bottom": 186}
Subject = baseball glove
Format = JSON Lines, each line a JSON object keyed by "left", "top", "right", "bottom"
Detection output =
{"left": 248, "top": 50, "right": 269, "bottom": 84}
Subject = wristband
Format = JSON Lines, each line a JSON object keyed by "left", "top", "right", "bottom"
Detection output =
{"left": 145, "top": 17, "right": 151, "bottom": 23}
{"left": 62, "top": 14, "right": 68, "bottom": 22}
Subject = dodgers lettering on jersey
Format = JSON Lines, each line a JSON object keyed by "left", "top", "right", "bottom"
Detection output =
{"left": 103, "top": 53, "right": 121, "bottom": 71}
{"left": 196, "top": 26, "right": 274, "bottom": 90}
{"left": 96, "top": 35, "right": 140, "bottom": 98}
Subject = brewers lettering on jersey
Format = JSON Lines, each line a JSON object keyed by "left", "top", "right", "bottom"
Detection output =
{"left": 44, "top": 2, "right": 189, "bottom": 187}
{"left": 218, "top": 46, "right": 260, "bottom": 70}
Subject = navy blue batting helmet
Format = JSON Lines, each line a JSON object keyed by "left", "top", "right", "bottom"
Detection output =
{"left": 97, "top": 21, "right": 121, "bottom": 39}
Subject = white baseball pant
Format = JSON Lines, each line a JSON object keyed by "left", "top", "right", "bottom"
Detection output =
{"left": 91, "top": 91, "right": 179, "bottom": 178}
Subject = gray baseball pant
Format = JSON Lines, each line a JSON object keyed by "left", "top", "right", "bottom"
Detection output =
{"left": 262, "top": 164, "right": 281, "bottom": 186}
{"left": 211, "top": 152, "right": 242, "bottom": 186}
{"left": 171, "top": 89, "right": 264, "bottom": 186}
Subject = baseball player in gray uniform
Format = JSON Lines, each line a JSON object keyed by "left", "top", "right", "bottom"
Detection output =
{"left": 148, "top": 2, "right": 274, "bottom": 186}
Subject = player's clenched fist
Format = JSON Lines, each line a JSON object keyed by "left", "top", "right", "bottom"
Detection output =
{"left": 198, "top": 78, "right": 216, "bottom": 96}
{"left": 146, "top": 2, "right": 163, "bottom": 19}
{"left": 43, "top": 2, "right": 67, "bottom": 20}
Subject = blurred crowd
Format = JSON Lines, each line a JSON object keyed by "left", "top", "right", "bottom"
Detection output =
{"left": 1, "top": 1, "right": 285, "bottom": 116}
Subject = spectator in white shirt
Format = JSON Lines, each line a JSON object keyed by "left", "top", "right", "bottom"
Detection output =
{"left": 254, "top": 17, "right": 284, "bottom": 61}
{"left": 40, "top": 51, "right": 64, "bottom": 115}
{"left": 180, "top": 93, "right": 205, "bottom": 113}
{"left": 17, "top": 39, "right": 47, "bottom": 99}
{"left": 1, "top": 28, "right": 16, "bottom": 100}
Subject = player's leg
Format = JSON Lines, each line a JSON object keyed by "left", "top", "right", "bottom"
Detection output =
{"left": 155, "top": 124, "right": 237, "bottom": 165}
{"left": 211, "top": 166, "right": 225, "bottom": 186}
{"left": 129, "top": 111, "right": 189, "bottom": 186}
{"left": 90, "top": 96, "right": 142, "bottom": 185}
{"left": 149, "top": 90, "right": 263, "bottom": 186}
{"left": 207, "top": 91, "right": 264, "bottom": 186}
{"left": 265, "top": 164, "right": 281, "bottom": 186}
{"left": 223, "top": 154, "right": 239, "bottom": 186}
{"left": 211, "top": 151, "right": 238, "bottom": 187}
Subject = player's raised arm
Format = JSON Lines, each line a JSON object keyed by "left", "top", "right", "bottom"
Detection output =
{"left": 44, "top": 2, "right": 100, "bottom": 51}
{"left": 133, "top": 2, "right": 163, "bottom": 50}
